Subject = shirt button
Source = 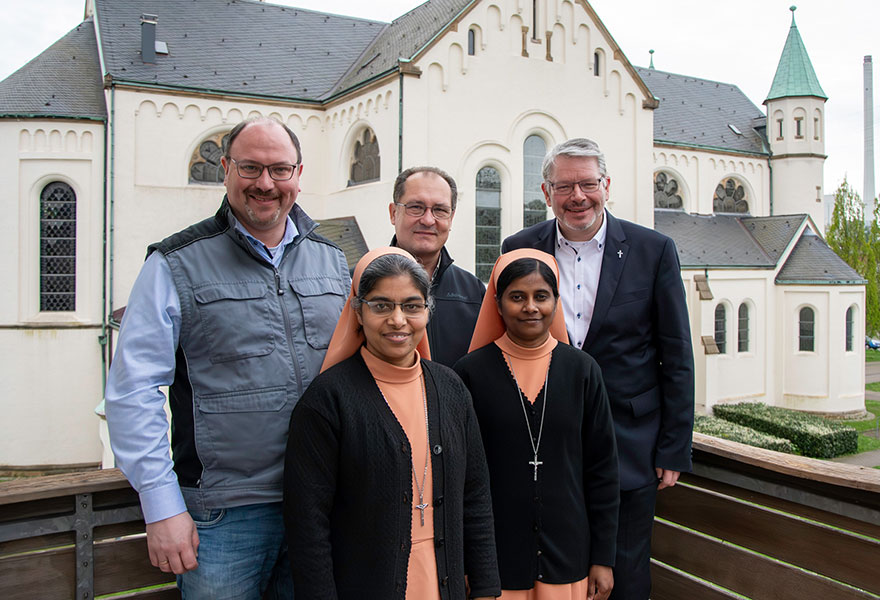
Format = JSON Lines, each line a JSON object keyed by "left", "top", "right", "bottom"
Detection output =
{"left": 538, "top": 574, "right": 544, "bottom": 580}
{"left": 401, "top": 442, "right": 407, "bottom": 454}
{"left": 435, "top": 496, "right": 444, "bottom": 506}
{"left": 537, "top": 550, "right": 542, "bottom": 556}
{"left": 441, "top": 577, "right": 449, "bottom": 586}
{"left": 403, "top": 494, "right": 409, "bottom": 504}
{"left": 577, "top": 284, "right": 581, "bottom": 289}
{"left": 433, "top": 444, "right": 443, "bottom": 455}
{"left": 533, "top": 524, "right": 539, "bottom": 532}
{"left": 577, "top": 313, "right": 581, "bottom": 318}
{"left": 577, "top": 257, "right": 581, "bottom": 262}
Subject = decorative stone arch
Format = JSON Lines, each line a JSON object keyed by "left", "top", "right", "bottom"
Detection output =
{"left": 653, "top": 169, "right": 687, "bottom": 211}
{"left": 344, "top": 122, "right": 380, "bottom": 187}
{"left": 188, "top": 127, "right": 233, "bottom": 185}
{"left": 773, "top": 109, "right": 785, "bottom": 140}
{"left": 713, "top": 175, "right": 752, "bottom": 214}
{"left": 792, "top": 106, "right": 807, "bottom": 139}
{"left": 467, "top": 24, "right": 484, "bottom": 55}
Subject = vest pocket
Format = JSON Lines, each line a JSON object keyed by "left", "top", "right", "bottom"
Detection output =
{"left": 289, "top": 276, "right": 347, "bottom": 349}
{"left": 193, "top": 282, "right": 276, "bottom": 363}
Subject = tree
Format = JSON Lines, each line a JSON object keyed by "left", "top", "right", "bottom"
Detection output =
{"left": 826, "top": 179, "right": 880, "bottom": 335}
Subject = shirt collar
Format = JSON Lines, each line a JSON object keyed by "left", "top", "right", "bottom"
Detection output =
{"left": 229, "top": 212, "right": 299, "bottom": 255}
{"left": 554, "top": 210, "right": 608, "bottom": 252}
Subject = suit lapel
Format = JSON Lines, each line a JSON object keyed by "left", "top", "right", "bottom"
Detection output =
{"left": 583, "top": 212, "right": 629, "bottom": 350}
{"left": 535, "top": 220, "right": 557, "bottom": 255}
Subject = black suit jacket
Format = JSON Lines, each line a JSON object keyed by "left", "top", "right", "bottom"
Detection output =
{"left": 502, "top": 212, "right": 694, "bottom": 490}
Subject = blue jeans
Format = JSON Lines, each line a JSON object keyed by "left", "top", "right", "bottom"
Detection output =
{"left": 177, "top": 502, "right": 293, "bottom": 600}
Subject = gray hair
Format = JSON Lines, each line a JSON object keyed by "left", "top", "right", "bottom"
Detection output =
{"left": 393, "top": 166, "right": 458, "bottom": 212}
{"left": 352, "top": 254, "right": 434, "bottom": 312}
{"left": 541, "top": 138, "right": 607, "bottom": 181}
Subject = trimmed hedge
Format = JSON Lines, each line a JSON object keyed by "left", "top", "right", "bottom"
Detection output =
{"left": 712, "top": 402, "right": 858, "bottom": 458}
{"left": 694, "top": 415, "right": 797, "bottom": 454}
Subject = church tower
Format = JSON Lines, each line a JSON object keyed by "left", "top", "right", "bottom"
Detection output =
{"left": 764, "top": 6, "right": 827, "bottom": 229}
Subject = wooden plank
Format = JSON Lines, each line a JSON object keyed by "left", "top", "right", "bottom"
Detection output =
{"left": 651, "top": 560, "right": 742, "bottom": 600}
{"left": 0, "top": 531, "right": 74, "bottom": 558}
{"left": 652, "top": 520, "right": 878, "bottom": 599}
{"left": 94, "top": 535, "right": 177, "bottom": 596}
{"left": 694, "top": 433, "right": 880, "bottom": 493}
{"left": 94, "top": 520, "right": 149, "bottom": 542}
{"left": 679, "top": 472, "right": 880, "bottom": 540}
{"left": 657, "top": 482, "right": 880, "bottom": 594}
{"left": 108, "top": 586, "right": 181, "bottom": 600}
{"left": 0, "top": 495, "right": 72, "bottom": 523}
{"left": 0, "top": 469, "right": 132, "bottom": 506}
{"left": 0, "top": 546, "right": 74, "bottom": 599}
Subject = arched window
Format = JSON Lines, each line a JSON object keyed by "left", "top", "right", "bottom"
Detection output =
{"left": 845, "top": 306, "right": 854, "bottom": 352}
{"left": 738, "top": 303, "right": 750, "bottom": 352}
{"left": 468, "top": 28, "right": 476, "bottom": 56}
{"left": 532, "top": 0, "right": 539, "bottom": 40}
{"left": 476, "top": 167, "right": 502, "bottom": 283}
{"left": 799, "top": 307, "right": 815, "bottom": 352}
{"left": 713, "top": 178, "right": 749, "bottom": 214}
{"left": 189, "top": 131, "right": 230, "bottom": 184}
{"left": 523, "top": 135, "right": 547, "bottom": 227}
{"left": 714, "top": 304, "right": 726, "bottom": 354}
{"left": 593, "top": 51, "right": 601, "bottom": 76}
{"left": 349, "top": 128, "right": 380, "bottom": 186}
{"left": 40, "top": 182, "right": 76, "bottom": 312}
{"left": 654, "top": 171, "right": 683, "bottom": 209}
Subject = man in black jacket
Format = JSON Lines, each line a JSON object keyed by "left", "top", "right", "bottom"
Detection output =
{"left": 390, "top": 166, "right": 485, "bottom": 367}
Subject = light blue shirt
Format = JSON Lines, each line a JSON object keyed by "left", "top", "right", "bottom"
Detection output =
{"left": 105, "top": 215, "right": 298, "bottom": 523}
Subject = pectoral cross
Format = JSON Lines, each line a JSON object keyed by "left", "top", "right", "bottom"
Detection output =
{"left": 529, "top": 456, "right": 543, "bottom": 481}
{"left": 415, "top": 502, "right": 428, "bottom": 526}
{"left": 617, "top": 250, "right": 623, "bottom": 259}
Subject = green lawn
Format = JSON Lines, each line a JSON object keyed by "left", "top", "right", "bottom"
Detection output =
{"left": 866, "top": 349, "right": 880, "bottom": 362}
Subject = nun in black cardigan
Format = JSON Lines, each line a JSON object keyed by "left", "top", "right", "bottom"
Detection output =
{"left": 453, "top": 249, "right": 619, "bottom": 600}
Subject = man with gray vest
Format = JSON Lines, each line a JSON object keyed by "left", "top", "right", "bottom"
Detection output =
{"left": 105, "top": 117, "right": 349, "bottom": 599}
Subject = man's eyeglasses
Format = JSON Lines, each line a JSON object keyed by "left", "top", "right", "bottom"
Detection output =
{"left": 229, "top": 158, "right": 300, "bottom": 181}
{"left": 547, "top": 178, "right": 606, "bottom": 196}
{"left": 358, "top": 298, "right": 429, "bottom": 317}
{"left": 394, "top": 202, "right": 453, "bottom": 220}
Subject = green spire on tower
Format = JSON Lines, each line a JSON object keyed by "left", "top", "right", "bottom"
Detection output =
{"left": 765, "top": 6, "right": 826, "bottom": 102}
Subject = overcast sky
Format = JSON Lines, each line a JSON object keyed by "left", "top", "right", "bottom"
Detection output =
{"left": 2, "top": 0, "right": 878, "bottom": 200}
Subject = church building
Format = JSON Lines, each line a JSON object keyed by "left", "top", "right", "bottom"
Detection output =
{"left": 0, "top": 0, "right": 864, "bottom": 469}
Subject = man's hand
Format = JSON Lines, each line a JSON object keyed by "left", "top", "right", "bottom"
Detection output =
{"left": 145, "top": 512, "right": 200, "bottom": 575}
{"left": 655, "top": 468, "right": 681, "bottom": 490}
{"left": 587, "top": 564, "right": 613, "bottom": 600}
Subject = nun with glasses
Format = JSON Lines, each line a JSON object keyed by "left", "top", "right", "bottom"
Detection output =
{"left": 283, "top": 247, "right": 500, "bottom": 600}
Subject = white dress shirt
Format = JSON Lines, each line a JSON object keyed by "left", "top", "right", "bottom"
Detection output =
{"left": 554, "top": 213, "right": 607, "bottom": 348}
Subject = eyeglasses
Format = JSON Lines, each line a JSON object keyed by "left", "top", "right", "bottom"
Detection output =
{"left": 394, "top": 202, "right": 453, "bottom": 220}
{"left": 359, "top": 298, "right": 429, "bottom": 317}
{"left": 229, "top": 158, "right": 300, "bottom": 181}
{"left": 547, "top": 178, "right": 606, "bottom": 196}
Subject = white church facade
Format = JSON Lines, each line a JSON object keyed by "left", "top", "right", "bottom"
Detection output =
{"left": 0, "top": 0, "right": 865, "bottom": 470}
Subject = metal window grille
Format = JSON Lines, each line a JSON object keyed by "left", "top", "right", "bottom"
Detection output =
{"left": 738, "top": 303, "right": 750, "bottom": 352}
{"left": 476, "top": 167, "right": 501, "bottom": 283}
{"left": 40, "top": 182, "right": 76, "bottom": 311}
{"left": 799, "top": 307, "right": 815, "bottom": 352}
{"left": 523, "top": 135, "right": 547, "bottom": 227}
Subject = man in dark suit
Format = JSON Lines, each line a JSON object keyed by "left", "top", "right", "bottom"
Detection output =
{"left": 502, "top": 138, "right": 694, "bottom": 600}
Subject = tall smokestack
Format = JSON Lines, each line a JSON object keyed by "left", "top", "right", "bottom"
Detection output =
{"left": 865, "top": 55, "right": 875, "bottom": 222}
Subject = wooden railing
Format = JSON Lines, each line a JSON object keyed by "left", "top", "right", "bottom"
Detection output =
{"left": 652, "top": 433, "right": 880, "bottom": 599}
{"left": 1, "top": 434, "right": 879, "bottom": 599}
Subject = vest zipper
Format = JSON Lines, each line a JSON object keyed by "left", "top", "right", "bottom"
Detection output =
{"left": 274, "top": 265, "right": 304, "bottom": 397}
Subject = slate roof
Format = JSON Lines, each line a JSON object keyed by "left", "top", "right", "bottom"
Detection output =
{"left": 92, "top": 0, "right": 386, "bottom": 102}
{"left": 654, "top": 211, "right": 775, "bottom": 268}
{"left": 765, "top": 9, "right": 826, "bottom": 102}
{"left": 636, "top": 66, "right": 767, "bottom": 155}
{"left": 331, "top": 0, "right": 475, "bottom": 96}
{"left": 775, "top": 229, "right": 865, "bottom": 284}
{"left": 0, "top": 19, "right": 106, "bottom": 119}
{"left": 315, "top": 216, "right": 368, "bottom": 270}
{"left": 656, "top": 210, "right": 864, "bottom": 285}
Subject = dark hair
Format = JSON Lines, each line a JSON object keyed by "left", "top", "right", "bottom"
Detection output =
{"left": 495, "top": 258, "right": 559, "bottom": 300}
{"left": 223, "top": 117, "right": 303, "bottom": 165}
{"left": 352, "top": 254, "right": 434, "bottom": 311}
{"left": 393, "top": 166, "right": 458, "bottom": 212}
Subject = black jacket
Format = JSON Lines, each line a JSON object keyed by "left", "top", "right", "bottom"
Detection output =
{"left": 284, "top": 351, "right": 501, "bottom": 599}
{"left": 391, "top": 239, "right": 485, "bottom": 368}
{"left": 454, "top": 343, "right": 619, "bottom": 589}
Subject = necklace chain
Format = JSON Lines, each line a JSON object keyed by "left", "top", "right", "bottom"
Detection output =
{"left": 378, "top": 372, "right": 430, "bottom": 526}
{"left": 505, "top": 351, "right": 551, "bottom": 481}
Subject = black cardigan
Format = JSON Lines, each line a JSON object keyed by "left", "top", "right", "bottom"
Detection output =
{"left": 283, "top": 351, "right": 501, "bottom": 600}
{"left": 453, "top": 343, "right": 619, "bottom": 589}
